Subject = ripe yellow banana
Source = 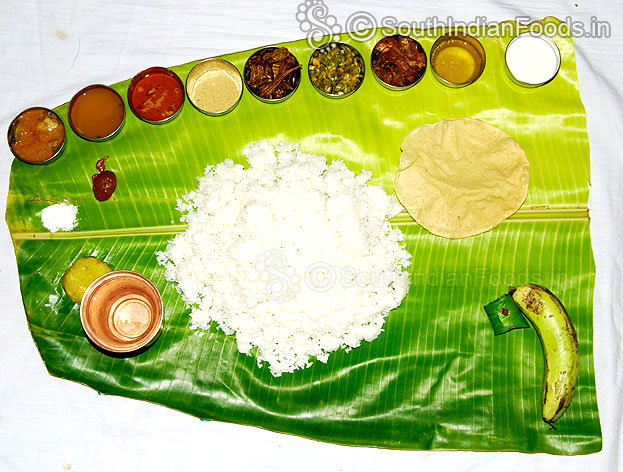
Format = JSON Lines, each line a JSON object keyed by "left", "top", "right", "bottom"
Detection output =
{"left": 509, "top": 283, "right": 579, "bottom": 427}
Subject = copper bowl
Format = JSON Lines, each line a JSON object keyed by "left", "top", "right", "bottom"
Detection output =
{"left": 80, "top": 270, "right": 163, "bottom": 354}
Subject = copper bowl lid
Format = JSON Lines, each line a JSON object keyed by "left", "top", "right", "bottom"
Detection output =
{"left": 80, "top": 270, "right": 163, "bottom": 353}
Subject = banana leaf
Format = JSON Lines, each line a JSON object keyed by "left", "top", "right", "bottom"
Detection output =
{"left": 6, "top": 17, "right": 601, "bottom": 453}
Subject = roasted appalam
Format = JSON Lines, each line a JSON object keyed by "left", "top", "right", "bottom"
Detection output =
{"left": 394, "top": 118, "right": 530, "bottom": 238}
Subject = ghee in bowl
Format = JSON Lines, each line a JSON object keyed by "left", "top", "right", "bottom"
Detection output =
{"left": 430, "top": 32, "right": 486, "bottom": 87}
{"left": 68, "top": 85, "right": 125, "bottom": 141}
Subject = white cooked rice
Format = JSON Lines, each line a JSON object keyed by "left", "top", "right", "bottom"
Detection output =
{"left": 157, "top": 140, "right": 411, "bottom": 376}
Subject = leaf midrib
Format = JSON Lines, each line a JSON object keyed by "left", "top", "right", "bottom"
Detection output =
{"left": 9, "top": 207, "right": 590, "bottom": 240}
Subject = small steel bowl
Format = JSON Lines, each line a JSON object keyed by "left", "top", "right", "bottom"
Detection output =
{"left": 7, "top": 107, "right": 66, "bottom": 165}
{"left": 186, "top": 58, "right": 243, "bottom": 116}
{"left": 244, "top": 47, "right": 301, "bottom": 103}
{"left": 80, "top": 270, "right": 163, "bottom": 354}
{"left": 430, "top": 32, "right": 486, "bottom": 88}
{"left": 127, "top": 66, "right": 185, "bottom": 124}
{"left": 308, "top": 42, "right": 365, "bottom": 99}
{"left": 68, "top": 84, "right": 126, "bottom": 141}
{"left": 371, "top": 35, "right": 427, "bottom": 91}
{"left": 504, "top": 32, "right": 561, "bottom": 87}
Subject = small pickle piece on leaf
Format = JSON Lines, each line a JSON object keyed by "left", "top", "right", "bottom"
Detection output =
{"left": 61, "top": 256, "right": 112, "bottom": 304}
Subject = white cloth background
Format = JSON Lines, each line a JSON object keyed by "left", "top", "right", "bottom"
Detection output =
{"left": 1, "top": 1, "right": 621, "bottom": 470}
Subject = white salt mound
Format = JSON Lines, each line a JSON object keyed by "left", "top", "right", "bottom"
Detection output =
{"left": 41, "top": 202, "right": 78, "bottom": 233}
{"left": 157, "top": 140, "right": 412, "bottom": 376}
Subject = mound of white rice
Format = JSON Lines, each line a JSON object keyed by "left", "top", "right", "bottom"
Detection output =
{"left": 157, "top": 140, "right": 411, "bottom": 376}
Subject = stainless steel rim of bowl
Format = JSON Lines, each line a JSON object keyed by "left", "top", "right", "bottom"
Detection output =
{"left": 127, "top": 66, "right": 185, "bottom": 124}
{"left": 244, "top": 47, "right": 302, "bottom": 103}
{"left": 186, "top": 58, "right": 244, "bottom": 114}
{"left": 7, "top": 107, "right": 66, "bottom": 164}
{"left": 68, "top": 84, "right": 126, "bottom": 141}
{"left": 308, "top": 42, "right": 365, "bottom": 98}
{"left": 504, "top": 32, "right": 561, "bottom": 87}
{"left": 370, "top": 35, "right": 427, "bottom": 90}
{"left": 430, "top": 32, "right": 486, "bottom": 87}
